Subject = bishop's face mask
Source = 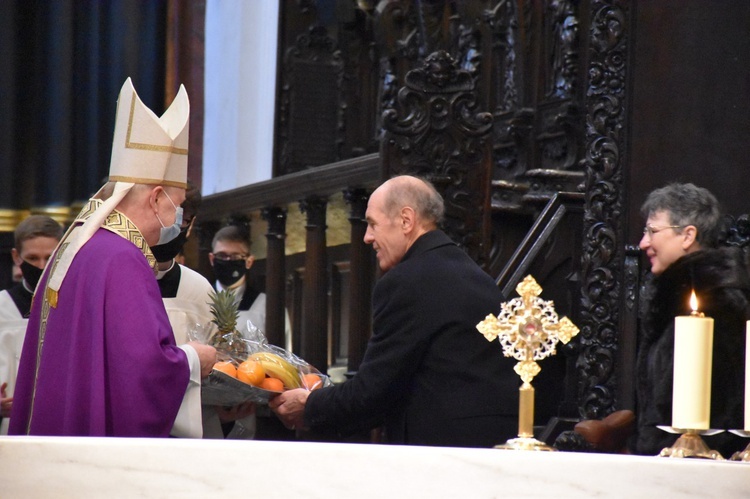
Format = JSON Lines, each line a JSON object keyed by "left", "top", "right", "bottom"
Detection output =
{"left": 213, "top": 258, "right": 246, "bottom": 287}
{"left": 155, "top": 190, "right": 183, "bottom": 245}
{"left": 150, "top": 227, "right": 188, "bottom": 262}
{"left": 20, "top": 260, "right": 45, "bottom": 289}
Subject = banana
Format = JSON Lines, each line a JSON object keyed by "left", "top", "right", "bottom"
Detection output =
{"left": 249, "top": 352, "right": 302, "bottom": 389}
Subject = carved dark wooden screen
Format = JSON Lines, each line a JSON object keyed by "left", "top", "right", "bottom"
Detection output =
{"left": 381, "top": 51, "right": 494, "bottom": 267}
{"left": 264, "top": 0, "right": 750, "bottom": 429}
{"left": 274, "top": 2, "right": 380, "bottom": 176}
{"left": 369, "top": 1, "right": 593, "bottom": 424}
{"left": 278, "top": 26, "right": 344, "bottom": 174}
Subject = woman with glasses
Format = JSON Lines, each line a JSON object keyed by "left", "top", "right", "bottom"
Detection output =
{"left": 633, "top": 182, "right": 750, "bottom": 456}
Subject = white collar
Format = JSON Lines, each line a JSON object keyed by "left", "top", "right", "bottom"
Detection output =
{"left": 156, "top": 260, "right": 176, "bottom": 280}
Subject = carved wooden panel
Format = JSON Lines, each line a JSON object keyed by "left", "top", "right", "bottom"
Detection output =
{"left": 578, "top": 0, "right": 631, "bottom": 419}
{"left": 278, "top": 26, "right": 344, "bottom": 174}
{"left": 269, "top": 0, "right": 633, "bottom": 425}
{"left": 483, "top": 0, "right": 583, "bottom": 185}
{"left": 381, "top": 50, "right": 494, "bottom": 267}
{"left": 275, "top": 2, "right": 382, "bottom": 177}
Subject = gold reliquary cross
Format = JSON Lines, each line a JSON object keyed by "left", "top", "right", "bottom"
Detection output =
{"left": 477, "top": 275, "right": 579, "bottom": 450}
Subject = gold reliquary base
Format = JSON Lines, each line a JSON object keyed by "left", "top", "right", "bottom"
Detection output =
{"left": 495, "top": 436, "right": 556, "bottom": 452}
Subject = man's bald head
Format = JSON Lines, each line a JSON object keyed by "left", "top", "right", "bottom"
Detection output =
{"left": 378, "top": 175, "right": 444, "bottom": 230}
{"left": 364, "top": 175, "right": 444, "bottom": 271}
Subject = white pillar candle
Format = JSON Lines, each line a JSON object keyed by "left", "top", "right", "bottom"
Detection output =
{"left": 672, "top": 299, "right": 714, "bottom": 430}
{"left": 745, "top": 321, "right": 750, "bottom": 431}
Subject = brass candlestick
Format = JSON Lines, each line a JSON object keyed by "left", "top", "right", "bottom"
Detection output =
{"left": 657, "top": 426, "right": 724, "bottom": 460}
{"left": 728, "top": 430, "right": 750, "bottom": 462}
{"left": 477, "top": 275, "right": 579, "bottom": 451}
{"left": 660, "top": 292, "right": 723, "bottom": 459}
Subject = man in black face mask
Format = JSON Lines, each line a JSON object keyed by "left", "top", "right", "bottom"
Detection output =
{"left": 208, "top": 218, "right": 293, "bottom": 440}
{"left": 209, "top": 220, "right": 291, "bottom": 351}
{"left": 0, "top": 215, "right": 63, "bottom": 433}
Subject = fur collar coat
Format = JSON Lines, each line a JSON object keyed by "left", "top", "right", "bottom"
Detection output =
{"left": 633, "top": 247, "right": 750, "bottom": 456}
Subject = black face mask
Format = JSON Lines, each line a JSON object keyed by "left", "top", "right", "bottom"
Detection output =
{"left": 150, "top": 227, "right": 188, "bottom": 263}
{"left": 213, "top": 259, "right": 246, "bottom": 287}
{"left": 20, "top": 260, "right": 45, "bottom": 289}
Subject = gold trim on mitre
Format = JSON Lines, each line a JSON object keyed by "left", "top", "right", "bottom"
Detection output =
{"left": 106, "top": 176, "right": 188, "bottom": 189}
{"left": 108, "top": 77, "right": 189, "bottom": 189}
{"left": 124, "top": 91, "right": 188, "bottom": 155}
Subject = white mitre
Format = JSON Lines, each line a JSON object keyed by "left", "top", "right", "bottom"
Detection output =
{"left": 46, "top": 77, "right": 190, "bottom": 305}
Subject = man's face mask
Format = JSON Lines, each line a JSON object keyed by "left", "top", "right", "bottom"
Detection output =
{"left": 20, "top": 260, "right": 45, "bottom": 290}
{"left": 150, "top": 227, "right": 188, "bottom": 263}
{"left": 213, "top": 258, "right": 246, "bottom": 287}
{"left": 155, "top": 190, "right": 183, "bottom": 245}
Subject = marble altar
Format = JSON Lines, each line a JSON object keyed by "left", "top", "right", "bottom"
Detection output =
{"left": 0, "top": 436, "right": 747, "bottom": 497}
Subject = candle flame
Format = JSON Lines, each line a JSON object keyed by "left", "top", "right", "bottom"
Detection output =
{"left": 690, "top": 290, "right": 699, "bottom": 313}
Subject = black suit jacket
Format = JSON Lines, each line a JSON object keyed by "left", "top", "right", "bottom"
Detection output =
{"left": 305, "top": 230, "right": 518, "bottom": 447}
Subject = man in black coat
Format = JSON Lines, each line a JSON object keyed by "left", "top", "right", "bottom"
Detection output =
{"left": 271, "top": 175, "right": 518, "bottom": 447}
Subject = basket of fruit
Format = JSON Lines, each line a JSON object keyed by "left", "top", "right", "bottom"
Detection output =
{"left": 198, "top": 290, "right": 330, "bottom": 406}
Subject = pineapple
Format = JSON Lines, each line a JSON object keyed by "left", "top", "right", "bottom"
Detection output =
{"left": 208, "top": 289, "right": 248, "bottom": 359}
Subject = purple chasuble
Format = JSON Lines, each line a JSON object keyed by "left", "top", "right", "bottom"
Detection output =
{"left": 9, "top": 229, "right": 189, "bottom": 436}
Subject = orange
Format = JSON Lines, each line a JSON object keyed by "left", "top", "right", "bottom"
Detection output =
{"left": 259, "top": 377, "right": 285, "bottom": 392}
{"left": 213, "top": 361, "right": 237, "bottom": 378}
{"left": 237, "top": 360, "right": 266, "bottom": 386}
{"left": 302, "top": 373, "right": 323, "bottom": 391}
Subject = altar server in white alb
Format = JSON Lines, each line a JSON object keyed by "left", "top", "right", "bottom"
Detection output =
{"left": 10, "top": 78, "right": 216, "bottom": 437}
{"left": 0, "top": 215, "right": 62, "bottom": 433}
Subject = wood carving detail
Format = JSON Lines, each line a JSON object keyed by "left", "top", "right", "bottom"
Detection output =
{"left": 262, "top": 207, "right": 288, "bottom": 240}
{"left": 279, "top": 26, "right": 345, "bottom": 174}
{"left": 382, "top": 50, "right": 493, "bottom": 265}
{"left": 547, "top": 0, "right": 579, "bottom": 100}
{"left": 484, "top": 0, "right": 521, "bottom": 114}
{"left": 578, "top": 0, "right": 629, "bottom": 419}
{"left": 299, "top": 195, "right": 329, "bottom": 229}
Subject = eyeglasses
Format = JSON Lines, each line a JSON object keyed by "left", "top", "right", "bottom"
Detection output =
{"left": 642, "top": 224, "right": 683, "bottom": 237}
{"left": 213, "top": 252, "right": 248, "bottom": 261}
